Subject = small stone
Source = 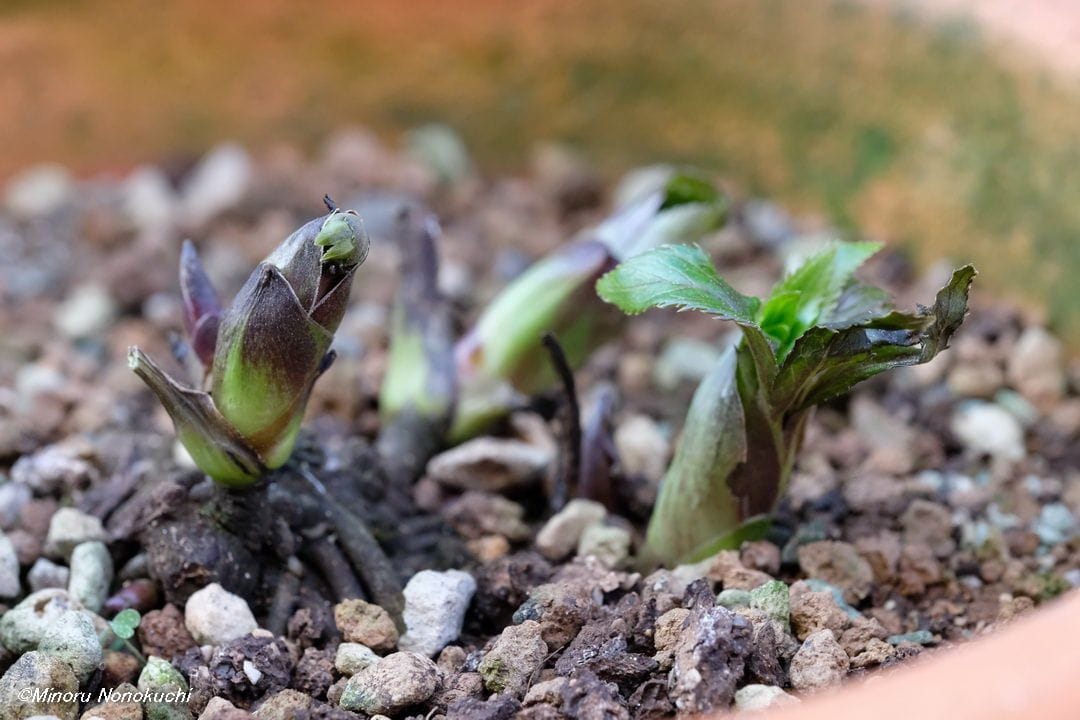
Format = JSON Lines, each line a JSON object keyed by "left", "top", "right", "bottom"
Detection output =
{"left": 338, "top": 652, "right": 440, "bottom": 715}
{"left": 180, "top": 143, "right": 252, "bottom": 227}
{"left": 947, "top": 362, "right": 1004, "bottom": 398}
{"left": 436, "top": 645, "right": 467, "bottom": 675}
{"left": 0, "top": 532, "right": 20, "bottom": 598}
{"left": 83, "top": 682, "right": 143, "bottom": 720}
{"left": 446, "top": 694, "right": 521, "bottom": 720}
{"left": 855, "top": 531, "right": 902, "bottom": 583}
{"left": 789, "top": 629, "right": 849, "bottom": 692}
{"left": 28, "top": 558, "right": 70, "bottom": 592}
{"left": 68, "top": 541, "right": 113, "bottom": 613}
{"left": 398, "top": 569, "right": 476, "bottom": 657}
{"left": 335, "top": 643, "right": 381, "bottom": 676}
{"left": 535, "top": 499, "right": 607, "bottom": 561}
{"left": 426, "top": 438, "right": 550, "bottom": 492}
{"left": 44, "top": 508, "right": 107, "bottom": 559}
{"left": 613, "top": 415, "right": 669, "bottom": 482}
{"left": 252, "top": 689, "right": 311, "bottom": 720}
{"left": 740, "top": 541, "right": 781, "bottom": 576}
{"left": 204, "top": 635, "right": 293, "bottom": 708}
{"left": 138, "top": 604, "right": 197, "bottom": 660}
{"left": 560, "top": 670, "right": 629, "bottom": 720}
{"left": 716, "top": 589, "right": 751, "bottom": 610}
{"left": 54, "top": 284, "right": 118, "bottom": 340}
{"left": 668, "top": 592, "right": 751, "bottom": 713}
{"left": 0, "top": 589, "right": 90, "bottom": 653}
{"left": 468, "top": 535, "right": 511, "bottom": 562}
{"left": 512, "top": 582, "right": 593, "bottom": 651}
{"left": 101, "top": 649, "right": 141, "bottom": 688}
{"left": 333, "top": 599, "right": 398, "bottom": 653}
{"left": 37, "top": 609, "right": 103, "bottom": 684}
{"left": 575, "top": 524, "right": 631, "bottom": 568}
{"left": 196, "top": 697, "right": 248, "bottom": 720}
{"left": 122, "top": 165, "right": 178, "bottom": 231}
{"left": 708, "top": 551, "right": 774, "bottom": 590}
{"left": 444, "top": 492, "right": 530, "bottom": 542}
{"left": 3, "top": 164, "right": 73, "bottom": 219}
{"left": 838, "top": 616, "right": 889, "bottom": 657}
{"left": 185, "top": 583, "right": 258, "bottom": 646}
{"left": 523, "top": 677, "right": 568, "bottom": 706}
{"left": 789, "top": 582, "right": 849, "bottom": 641}
{"left": 797, "top": 541, "right": 874, "bottom": 603}
{"left": 1034, "top": 503, "right": 1077, "bottom": 546}
{"left": 433, "top": 671, "right": 485, "bottom": 710}
{"left": 851, "top": 637, "right": 896, "bottom": 668}
{"left": 900, "top": 500, "right": 956, "bottom": 557}
{"left": 0, "top": 651, "right": 79, "bottom": 720}
{"left": 951, "top": 401, "right": 1025, "bottom": 461}
{"left": 654, "top": 338, "right": 722, "bottom": 390}
{"left": 733, "top": 684, "right": 800, "bottom": 712}
{"left": 749, "top": 580, "right": 790, "bottom": 626}
{"left": 887, "top": 630, "right": 935, "bottom": 646}
{"left": 11, "top": 445, "right": 100, "bottom": 495}
{"left": 138, "top": 655, "right": 190, "bottom": 720}
{"left": 138, "top": 655, "right": 188, "bottom": 692}
{"left": 1007, "top": 327, "right": 1066, "bottom": 405}
{"left": 291, "top": 647, "right": 335, "bottom": 699}
{"left": 652, "top": 607, "right": 690, "bottom": 662}
{"left": 479, "top": 620, "right": 547, "bottom": 698}
{"left": 0, "top": 482, "right": 31, "bottom": 530}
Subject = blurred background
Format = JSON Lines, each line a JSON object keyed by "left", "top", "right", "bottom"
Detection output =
{"left": 1, "top": 0, "right": 1078, "bottom": 344}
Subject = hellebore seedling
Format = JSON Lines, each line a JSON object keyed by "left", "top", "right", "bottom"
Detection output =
{"left": 106, "top": 609, "right": 146, "bottom": 664}
{"left": 450, "top": 172, "right": 727, "bottom": 440}
{"left": 129, "top": 204, "right": 370, "bottom": 486}
{"left": 597, "top": 241, "right": 975, "bottom": 564}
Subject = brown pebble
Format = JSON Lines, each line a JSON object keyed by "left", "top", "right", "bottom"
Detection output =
{"left": 334, "top": 599, "right": 399, "bottom": 652}
{"left": 138, "top": 604, "right": 196, "bottom": 661}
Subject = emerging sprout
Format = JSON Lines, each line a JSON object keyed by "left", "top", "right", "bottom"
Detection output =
{"left": 130, "top": 206, "right": 370, "bottom": 487}
{"left": 449, "top": 173, "right": 727, "bottom": 440}
{"left": 598, "top": 241, "right": 975, "bottom": 564}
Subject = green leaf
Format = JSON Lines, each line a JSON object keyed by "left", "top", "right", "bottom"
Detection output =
{"left": 758, "top": 241, "right": 882, "bottom": 360}
{"left": 596, "top": 244, "right": 760, "bottom": 321}
{"left": 774, "top": 264, "right": 977, "bottom": 413}
{"left": 110, "top": 609, "right": 141, "bottom": 640}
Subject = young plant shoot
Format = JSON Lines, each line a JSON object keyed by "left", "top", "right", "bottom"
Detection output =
{"left": 597, "top": 241, "right": 975, "bottom": 564}
{"left": 450, "top": 172, "right": 727, "bottom": 440}
{"left": 129, "top": 206, "right": 370, "bottom": 486}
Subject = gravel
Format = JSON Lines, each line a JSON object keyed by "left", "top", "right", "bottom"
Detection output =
{"left": 184, "top": 583, "right": 259, "bottom": 646}
{"left": 43, "top": 507, "right": 108, "bottom": 559}
{"left": 333, "top": 599, "right": 398, "bottom": 653}
{"left": 535, "top": 499, "right": 606, "bottom": 561}
{"left": 789, "top": 629, "right": 850, "bottom": 692}
{"left": 479, "top": 620, "right": 548, "bottom": 698}
{"left": 338, "top": 651, "right": 440, "bottom": 715}
{"left": 0, "top": 650, "right": 79, "bottom": 720}
{"left": 0, "top": 532, "right": 20, "bottom": 598}
{"left": 67, "top": 540, "right": 113, "bottom": 612}
{"left": 398, "top": 569, "right": 476, "bottom": 657}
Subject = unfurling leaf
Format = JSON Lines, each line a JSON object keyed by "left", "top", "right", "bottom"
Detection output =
{"left": 599, "top": 239, "right": 976, "bottom": 564}
{"left": 130, "top": 207, "right": 370, "bottom": 486}
{"left": 448, "top": 172, "right": 729, "bottom": 441}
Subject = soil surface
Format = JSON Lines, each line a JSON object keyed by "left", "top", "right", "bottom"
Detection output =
{"left": 0, "top": 133, "right": 1077, "bottom": 719}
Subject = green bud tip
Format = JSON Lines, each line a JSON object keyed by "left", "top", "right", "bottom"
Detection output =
{"left": 314, "top": 209, "right": 367, "bottom": 266}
